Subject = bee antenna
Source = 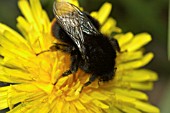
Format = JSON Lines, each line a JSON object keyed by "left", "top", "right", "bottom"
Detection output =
{"left": 36, "top": 50, "right": 50, "bottom": 56}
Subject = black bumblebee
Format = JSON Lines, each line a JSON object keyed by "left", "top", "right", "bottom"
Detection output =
{"left": 48, "top": 2, "right": 120, "bottom": 87}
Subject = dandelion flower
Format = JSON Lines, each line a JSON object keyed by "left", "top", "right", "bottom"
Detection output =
{"left": 0, "top": 0, "right": 160, "bottom": 113}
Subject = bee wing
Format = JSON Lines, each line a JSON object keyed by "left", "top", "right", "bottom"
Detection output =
{"left": 53, "top": 2, "right": 100, "bottom": 55}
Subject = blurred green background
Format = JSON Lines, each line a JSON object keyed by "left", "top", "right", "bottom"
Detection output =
{"left": 0, "top": 0, "right": 169, "bottom": 113}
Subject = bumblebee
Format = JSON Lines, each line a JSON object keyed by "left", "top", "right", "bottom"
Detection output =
{"left": 42, "top": 2, "right": 120, "bottom": 87}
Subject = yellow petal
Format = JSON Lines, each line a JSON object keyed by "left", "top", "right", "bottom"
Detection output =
{"left": 7, "top": 102, "right": 32, "bottom": 113}
{"left": 6, "top": 84, "right": 43, "bottom": 105}
{"left": 92, "top": 100, "right": 109, "bottom": 109}
{"left": 42, "top": 10, "right": 51, "bottom": 32}
{"left": 90, "top": 12, "right": 98, "bottom": 19}
{"left": 91, "top": 2, "right": 112, "bottom": 25}
{"left": 16, "top": 16, "right": 37, "bottom": 46}
{"left": 115, "top": 32, "right": 134, "bottom": 47}
{"left": 113, "top": 80, "right": 154, "bottom": 90}
{"left": 69, "top": 104, "right": 77, "bottom": 113}
{"left": 117, "top": 52, "right": 154, "bottom": 71}
{"left": 117, "top": 51, "right": 143, "bottom": 63}
{"left": 18, "top": 0, "right": 49, "bottom": 50}
{"left": 112, "top": 93, "right": 136, "bottom": 107}
{"left": 122, "top": 33, "right": 152, "bottom": 52}
{"left": 112, "top": 93, "right": 158, "bottom": 113}
{"left": 73, "top": 100, "right": 86, "bottom": 110}
{"left": 89, "top": 91, "right": 109, "bottom": 100}
{"left": 30, "top": 0, "right": 50, "bottom": 33}
{"left": 121, "top": 69, "right": 158, "bottom": 82}
{"left": 30, "top": 0, "right": 43, "bottom": 31}
{"left": 112, "top": 88, "right": 148, "bottom": 100}
{"left": 80, "top": 93, "right": 93, "bottom": 103}
{"left": 16, "top": 16, "right": 30, "bottom": 40}
{"left": 117, "top": 105, "right": 142, "bottom": 113}
{"left": 100, "top": 17, "right": 121, "bottom": 35}
{"left": 33, "top": 82, "right": 53, "bottom": 94}
{"left": 7, "top": 95, "right": 48, "bottom": 113}
{"left": 86, "top": 104, "right": 103, "bottom": 113}
{"left": 55, "top": 76, "right": 68, "bottom": 88}
{"left": 105, "top": 106, "right": 122, "bottom": 113}
{"left": 18, "top": 0, "right": 37, "bottom": 30}
{"left": 0, "top": 66, "right": 34, "bottom": 83}
{"left": 134, "top": 100, "right": 160, "bottom": 113}
{"left": 55, "top": 98, "right": 63, "bottom": 113}
{"left": 0, "top": 86, "right": 9, "bottom": 110}
{"left": 0, "top": 23, "right": 30, "bottom": 49}
{"left": 0, "top": 32, "right": 33, "bottom": 58}
{"left": 65, "top": 94, "right": 80, "bottom": 101}
{"left": 130, "top": 82, "right": 154, "bottom": 90}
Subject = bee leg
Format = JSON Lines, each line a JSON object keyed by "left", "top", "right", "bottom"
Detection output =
{"left": 62, "top": 52, "right": 79, "bottom": 76}
{"left": 84, "top": 74, "right": 97, "bottom": 87}
{"left": 36, "top": 43, "right": 72, "bottom": 56}
{"left": 110, "top": 38, "right": 121, "bottom": 52}
{"left": 50, "top": 43, "right": 79, "bottom": 76}
{"left": 80, "top": 74, "right": 97, "bottom": 92}
{"left": 50, "top": 43, "right": 74, "bottom": 53}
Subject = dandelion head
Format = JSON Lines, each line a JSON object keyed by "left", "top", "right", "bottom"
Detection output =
{"left": 0, "top": 0, "right": 160, "bottom": 113}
